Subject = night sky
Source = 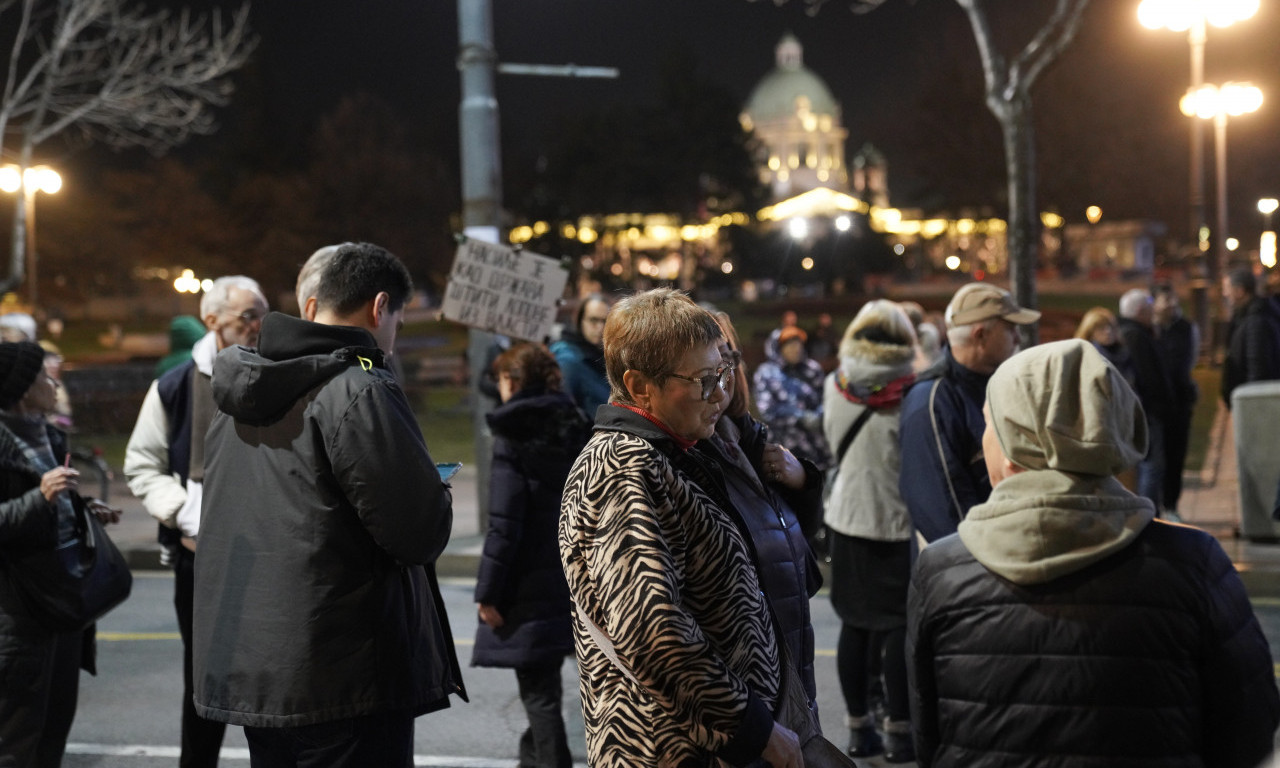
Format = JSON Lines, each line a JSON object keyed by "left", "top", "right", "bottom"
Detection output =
{"left": 189, "top": 0, "right": 1280, "bottom": 246}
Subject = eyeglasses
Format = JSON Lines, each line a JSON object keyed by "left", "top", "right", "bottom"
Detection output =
{"left": 226, "top": 309, "right": 265, "bottom": 324}
{"left": 664, "top": 351, "right": 739, "bottom": 401}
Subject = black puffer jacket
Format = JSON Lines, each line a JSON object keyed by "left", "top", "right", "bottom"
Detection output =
{"left": 1222, "top": 295, "right": 1280, "bottom": 406}
{"left": 908, "top": 521, "right": 1279, "bottom": 768}
{"left": 472, "top": 388, "right": 589, "bottom": 668}
{"left": 193, "top": 313, "right": 466, "bottom": 727}
{"left": 697, "top": 413, "right": 823, "bottom": 706}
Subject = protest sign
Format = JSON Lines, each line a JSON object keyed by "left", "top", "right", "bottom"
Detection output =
{"left": 441, "top": 238, "right": 568, "bottom": 342}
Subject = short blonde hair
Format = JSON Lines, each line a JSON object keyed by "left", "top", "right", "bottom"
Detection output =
{"left": 1074, "top": 307, "right": 1117, "bottom": 342}
{"left": 603, "top": 288, "right": 723, "bottom": 406}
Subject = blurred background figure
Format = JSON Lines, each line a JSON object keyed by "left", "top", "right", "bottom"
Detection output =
{"left": 1153, "top": 284, "right": 1199, "bottom": 520}
{"left": 1117, "top": 289, "right": 1174, "bottom": 516}
{"left": 899, "top": 301, "right": 943, "bottom": 373}
{"left": 806, "top": 312, "right": 839, "bottom": 373}
{"left": 154, "top": 315, "right": 207, "bottom": 379}
{"left": 550, "top": 294, "right": 611, "bottom": 418}
{"left": 1074, "top": 307, "right": 1136, "bottom": 388}
{"left": 754, "top": 326, "right": 832, "bottom": 471}
{"left": 1221, "top": 266, "right": 1280, "bottom": 409}
{"left": 37, "top": 341, "right": 72, "bottom": 432}
{"left": 0, "top": 340, "right": 121, "bottom": 767}
{"left": 0, "top": 312, "right": 36, "bottom": 342}
{"left": 474, "top": 342, "right": 590, "bottom": 768}
{"left": 764, "top": 309, "right": 799, "bottom": 362}
{"left": 702, "top": 311, "right": 823, "bottom": 715}
{"left": 822, "top": 300, "right": 918, "bottom": 762}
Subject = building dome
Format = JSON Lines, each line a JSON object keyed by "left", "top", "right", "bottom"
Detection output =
{"left": 744, "top": 34, "right": 840, "bottom": 124}
{"left": 741, "top": 34, "right": 848, "bottom": 201}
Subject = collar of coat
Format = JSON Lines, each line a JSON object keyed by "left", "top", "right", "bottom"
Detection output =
{"left": 595, "top": 403, "right": 696, "bottom": 452}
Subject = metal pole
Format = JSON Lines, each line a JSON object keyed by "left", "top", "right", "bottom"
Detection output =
{"left": 1189, "top": 20, "right": 1207, "bottom": 255}
{"left": 458, "top": 0, "right": 501, "bottom": 531}
{"left": 25, "top": 187, "right": 36, "bottom": 311}
{"left": 1215, "top": 111, "right": 1229, "bottom": 301}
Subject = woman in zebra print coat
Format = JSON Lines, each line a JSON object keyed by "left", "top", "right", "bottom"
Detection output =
{"left": 560, "top": 289, "right": 802, "bottom": 768}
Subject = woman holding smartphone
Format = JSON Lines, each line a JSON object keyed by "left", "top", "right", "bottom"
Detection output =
{"left": 0, "top": 340, "right": 120, "bottom": 767}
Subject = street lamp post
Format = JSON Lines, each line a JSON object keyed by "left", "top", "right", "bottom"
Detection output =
{"left": 1139, "top": 0, "right": 1259, "bottom": 256}
{"left": 0, "top": 164, "right": 62, "bottom": 310}
{"left": 1180, "top": 82, "right": 1263, "bottom": 292}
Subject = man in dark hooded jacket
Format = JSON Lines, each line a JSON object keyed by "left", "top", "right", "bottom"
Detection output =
{"left": 193, "top": 243, "right": 466, "bottom": 767}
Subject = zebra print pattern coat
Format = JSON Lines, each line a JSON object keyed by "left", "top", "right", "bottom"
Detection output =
{"left": 560, "top": 405, "right": 782, "bottom": 767}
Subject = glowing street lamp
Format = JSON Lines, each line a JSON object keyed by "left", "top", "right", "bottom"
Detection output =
{"left": 1260, "top": 198, "right": 1278, "bottom": 269}
{"left": 0, "top": 164, "right": 62, "bottom": 308}
{"left": 1139, "top": 0, "right": 1258, "bottom": 254}
{"left": 1179, "top": 82, "right": 1263, "bottom": 290}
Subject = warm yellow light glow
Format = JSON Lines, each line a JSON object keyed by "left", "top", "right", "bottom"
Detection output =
{"left": 509, "top": 226, "right": 533, "bottom": 244}
{"left": 921, "top": 220, "right": 949, "bottom": 239}
{"left": 0, "top": 164, "right": 62, "bottom": 194}
{"left": 1181, "top": 82, "right": 1263, "bottom": 119}
{"left": 945, "top": 255, "right": 962, "bottom": 271}
{"left": 835, "top": 215, "right": 851, "bottom": 232}
{"left": 1086, "top": 205, "right": 1103, "bottom": 224}
{"left": 788, "top": 218, "right": 808, "bottom": 240}
{"left": 1259, "top": 198, "right": 1279, "bottom": 215}
{"left": 610, "top": 263, "right": 623, "bottom": 276}
{"left": 800, "top": 257, "right": 814, "bottom": 271}
{"left": 1261, "top": 231, "right": 1277, "bottom": 268}
{"left": 721, "top": 261, "right": 734, "bottom": 274}
{"left": 1040, "top": 212, "right": 1064, "bottom": 228}
{"left": 1138, "top": 0, "right": 1257, "bottom": 31}
{"left": 532, "top": 221, "right": 549, "bottom": 236}
{"left": 561, "top": 224, "right": 577, "bottom": 239}
{"left": 577, "top": 227, "right": 598, "bottom": 244}
{"left": 956, "top": 219, "right": 976, "bottom": 235}
{"left": 173, "top": 269, "right": 202, "bottom": 294}
{"left": 1226, "top": 237, "right": 1239, "bottom": 251}
{"left": 768, "top": 156, "right": 780, "bottom": 171}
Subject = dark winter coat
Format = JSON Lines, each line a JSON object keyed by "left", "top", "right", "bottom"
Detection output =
{"left": 898, "top": 350, "right": 991, "bottom": 543}
{"left": 1156, "top": 316, "right": 1199, "bottom": 410}
{"left": 1116, "top": 317, "right": 1175, "bottom": 420}
{"left": 472, "top": 388, "right": 590, "bottom": 669}
{"left": 193, "top": 312, "right": 466, "bottom": 727}
{"left": 909, "top": 519, "right": 1280, "bottom": 768}
{"left": 696, "top": 412, "right": 823, "bottom": 706}
{"left": 1222, "top": 295, "right": 1280, "bottom": 407}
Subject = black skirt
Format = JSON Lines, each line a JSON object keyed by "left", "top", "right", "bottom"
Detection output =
{"left": 828, "top": 530, "right": 910, "bottom": 631}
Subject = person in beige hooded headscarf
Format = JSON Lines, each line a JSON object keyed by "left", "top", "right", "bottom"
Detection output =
{"left": 906, "top": 339, "right": 1279, "bottom": 768}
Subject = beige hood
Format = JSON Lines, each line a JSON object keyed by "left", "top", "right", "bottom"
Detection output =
{"left": 958, "top": 340, "right": 1155, "bottom": 585}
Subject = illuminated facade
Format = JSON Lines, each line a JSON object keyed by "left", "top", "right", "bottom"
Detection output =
{"left": 740, "top": 34, "right": 849, "bottom": 200}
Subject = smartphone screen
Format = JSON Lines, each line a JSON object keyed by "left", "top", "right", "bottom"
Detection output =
{"left": 436, "top": 462, "right": 463, "bottom": 481}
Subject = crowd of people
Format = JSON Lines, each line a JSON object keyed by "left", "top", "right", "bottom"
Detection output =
{"left": 2, "top": 261, "right": 1279, "bottom": 768}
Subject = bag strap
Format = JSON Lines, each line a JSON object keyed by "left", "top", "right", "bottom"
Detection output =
{"left": 834, "top": 407, "right": 875, "bottom": 466}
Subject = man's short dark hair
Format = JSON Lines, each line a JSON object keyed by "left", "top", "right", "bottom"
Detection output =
{"left": 1227, "top": 266, "right": 1257, "bottom": 295}
{"left": 315, "top": 242, "right": 414, "bottom": 316}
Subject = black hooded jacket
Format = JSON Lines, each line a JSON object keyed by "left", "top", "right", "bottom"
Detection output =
{"left": 192, "top": 312, "right": 466, "bottom": 727}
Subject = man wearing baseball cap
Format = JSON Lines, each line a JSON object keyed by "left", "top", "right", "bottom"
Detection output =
{"left": 899, "top": 282, "right": 1040, "bottom": 544}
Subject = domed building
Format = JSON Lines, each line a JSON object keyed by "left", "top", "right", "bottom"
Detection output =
{"left": 741, "top": 33, "right": 849, "bottom": 200}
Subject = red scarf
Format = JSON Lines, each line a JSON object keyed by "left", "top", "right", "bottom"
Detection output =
{"left": 835, "top": 371, "right": 916, "bottom": 409}
{"left": 615, "top": 403, "right": 697, "bottom": 451}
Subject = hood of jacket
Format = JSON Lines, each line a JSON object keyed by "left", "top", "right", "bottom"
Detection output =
{"left": 837, "top": 337, "right": 915, "bottom": 390}
{"left": 212, "top": 312, "right": 385, "bottom": 427}
{"left": 486, "top": 388, "right": 590, "bottom": 447}
{"left": 959, "top": 339, "right": 1155, "bottom": 585}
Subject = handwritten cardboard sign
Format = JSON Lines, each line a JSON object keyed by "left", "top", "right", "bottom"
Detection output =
{"left": 441, "top": 238, "right": 568, "bottom": 342}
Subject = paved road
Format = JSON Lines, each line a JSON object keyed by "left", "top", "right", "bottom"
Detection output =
{"left": 61, "top": 572, "right": 1280, "bottom": 767}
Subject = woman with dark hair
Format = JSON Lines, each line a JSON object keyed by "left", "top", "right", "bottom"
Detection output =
{"left": 0, "top": 341, "right": 120, "bottom": 767}
{"left": 550, "top": 294, "right": 611, "bottom": 417}
{"left": 474, "top": 342, "right": 591, "bottom": 768}
{"left": 559, "top": 288, "right": 804, "bottom": 767}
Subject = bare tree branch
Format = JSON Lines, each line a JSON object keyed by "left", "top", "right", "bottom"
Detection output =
{"left": 0, "top": 0, "right": 256, "bottom": 294}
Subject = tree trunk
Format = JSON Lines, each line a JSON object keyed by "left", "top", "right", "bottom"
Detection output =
{"left": 999, "top": 93, "right": 1039, "bottom": 347}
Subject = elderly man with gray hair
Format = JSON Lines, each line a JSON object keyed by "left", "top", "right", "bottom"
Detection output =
{"left": 899, "top": 282, "right": 1040, "bottom": 543}
{"left": 1116, "top": 287, "right": 1176, "bottom": 517}
{"left": 124, "top": 274, "right": 268, "bottom": 768}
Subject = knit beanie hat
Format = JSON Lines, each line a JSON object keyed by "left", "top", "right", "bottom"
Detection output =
{"left": 0, "top": 341, "right": 47, "bottom": 410}
{"left": 986, "top": 339, "right": 1147, "bottom": 477}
